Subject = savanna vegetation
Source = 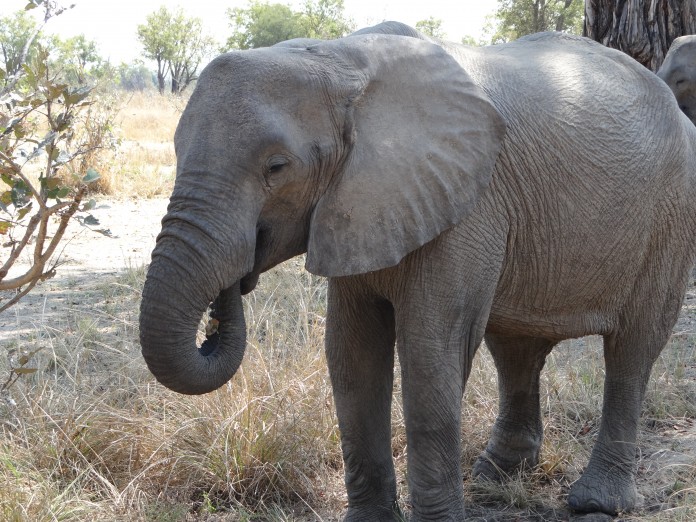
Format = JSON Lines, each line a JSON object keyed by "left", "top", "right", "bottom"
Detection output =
{"left": 1, "top": 0, "right": 695, "bottom": 520}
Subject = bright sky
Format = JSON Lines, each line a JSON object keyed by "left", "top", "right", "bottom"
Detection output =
{"left": 1, "top": 0, "right": 498, "bottom": 64}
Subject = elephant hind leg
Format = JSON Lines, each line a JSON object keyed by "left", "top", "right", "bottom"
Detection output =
{"left": 472, "top": 334, "right": 555, "bottom": 481}
{"left": 567, "top": 324, "right": 670, "bottom": 515}
{"left": 568, "top": 261, "right": 689, "bottom": 514}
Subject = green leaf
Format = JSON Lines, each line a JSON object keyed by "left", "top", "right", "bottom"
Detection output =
{"left": 81, "top": 198, "right": 97, "bottom": 211}
{"left": 11, "top": 182, "right": 30, "bottom": 207}
{"left": 82, "top": 168, "right": 100, "bottom": 184}
{"left": 0, "top": 191, "right": 11, "bottom": 205}
{"left": 17, "top": 203, "right": 33, "bottom": 220}
{"left": 48, "top": 84, "right": 67, "bottom": 101}
{"left": 1, "top": 174, "right": 13, "bottom": 188}
{"left": 41, "top": 177, "right": 62, "bottom": 190}
{"left": 0, "top": 220, "right": 11, "bottom": 234}
{"left": 63, "top": 87, "right": 92, "bottom": 107}
{"left": 13, "top": 123, "right": 26, "bottom": 139}
{"left": 56, "top": 187, "right": 70, "bottom": 198}
{"left": 83, "top": 214, "right": 100, "bottom": 226}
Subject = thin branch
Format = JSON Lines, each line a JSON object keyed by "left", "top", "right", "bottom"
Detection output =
{"left": 0, "top": 212, "right": 41, "bottom": 281}
{"left": 0, "top": 196, "right": 77, "bottom": 291}
{"left": 0, "top": 277, "right": 39, "bottom": 314}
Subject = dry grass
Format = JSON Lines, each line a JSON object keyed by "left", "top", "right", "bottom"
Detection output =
{"left": 1, "top": 259, "right": 344, "bottom": 521}
{"left": 89, "top": 91, "right": 182, "bottom": 198}
{"left": 2, "top": 255, "right": 695, "bottom": 521}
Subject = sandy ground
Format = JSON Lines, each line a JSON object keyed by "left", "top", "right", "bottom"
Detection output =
{"left": 0, "top": 197, "right": 168, "bottom": 339}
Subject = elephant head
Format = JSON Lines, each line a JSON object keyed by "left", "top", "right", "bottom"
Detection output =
{"left": 658, "top": 35, "right": 696, "bottom": 124}
{"left": 139, "top": 34, "right": 505, "bottom": 395}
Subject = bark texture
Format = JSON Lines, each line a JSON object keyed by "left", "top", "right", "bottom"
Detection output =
{"left": 584, "top": 0, "right": 696, "bottom": 71}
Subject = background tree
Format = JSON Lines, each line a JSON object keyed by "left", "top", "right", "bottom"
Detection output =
{"left": 488, "top": 0, "right": 584, "bottom": 43}
{"left": 301, "top": 0, "right": 353, "bottom": 40}
{"left": 137, "top": 6, "right": 215, "bottom": 95}
{"left": 415, "top": 17, "right": 446, "bottom": 39}
{"left": 225, "top": 0, "right": 353, "bottom": 50}
{"left": 0, "top": 11, "right": 41, "bottom": 81}
{"left": 167, "top": 15, "right": 216, "bottom": 94}
{"left": 584, "top": 0, "right": 696, "bottom": 72}
{"left": 118, "top": 61, "right": 155, "bottom": 91}
{"left": 226, "top": 2, "right": 304, "bottom": 50}
{"left": 50, "top": 34, "right": 106, "bottom": 86}
{"left": 136, "top": 7, "right": 172, "bottom": 94}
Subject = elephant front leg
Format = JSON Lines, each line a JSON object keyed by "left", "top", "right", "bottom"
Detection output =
{"left": 397, "top": 320, "right": 487, "bottom": 520}
{"left": 325, "top": 279, "right": 399, "bottom": 521}
{"left": 473, "top": 334, "right": 555, "bottom": 481}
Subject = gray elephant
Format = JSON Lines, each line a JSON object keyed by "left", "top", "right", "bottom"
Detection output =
{"left": 139, "top": 22, "right": 696, "bottom": 521}
{"left": 658, "top": 35, "right": 696, "bottom": 124}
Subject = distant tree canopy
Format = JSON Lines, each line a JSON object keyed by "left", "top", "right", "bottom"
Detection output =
{"left": 0, "top": 11, "right": 42, "bottom": 80}
{"left": 50, "top": 34, "right": 108, "bottom": 85}
{"left": 225, "top": 0, "right": 354, "bottom": 50}
{"left": 584, "top": 0, "right": 696, "bottom": 72}
{"left": 488, "top": 0, "right": 584, "bottom": 43}
{"left": 0, "top": 9, "right": 107, "bottom": 89}
{"left": 137, "top": 6, "right": 216, "bottom": 94}
{"left": 415, "top": 17, "right": 446, "bottom": 39}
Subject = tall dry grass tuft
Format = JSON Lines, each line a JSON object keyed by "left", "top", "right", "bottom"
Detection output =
{"left": 0, "top": 259, "right": 344, "bottom": 520}
{"left": 86, "top": 91, "right": 181, "bottom": 198}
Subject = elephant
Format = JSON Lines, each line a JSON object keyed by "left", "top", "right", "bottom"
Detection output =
{"left": 139, "top": 21, "right": 696, "bottom": 520}
{"left": 657, "top": 35, "right": 696, "bottom": 124}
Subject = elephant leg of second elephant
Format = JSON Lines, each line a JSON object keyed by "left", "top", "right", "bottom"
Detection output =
{"left": 325, "top": 278, "right": 400, "bottom": 521}
{"left": 473, "top": 334, "right": 555, "bottom": 481}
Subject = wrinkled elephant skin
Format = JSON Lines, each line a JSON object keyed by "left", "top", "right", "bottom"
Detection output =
{"left": 139, "top": 22, "right": 696, "bottom": 521}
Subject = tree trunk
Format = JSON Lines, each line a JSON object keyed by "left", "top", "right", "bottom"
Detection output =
{"left": 556, "top": 0, "right": 575, "bottom": 31}
{"left": 584, "top": 0, "right": 696, "bottom": 71}
{"left": 156, "top": 58, "right": 166, "bottom": 94}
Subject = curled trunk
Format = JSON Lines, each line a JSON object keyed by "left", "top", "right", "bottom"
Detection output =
{"left": 139, "top": 208, "right": 255, "bottom": 395}
{"left": 140, "top": 276, "right": 246, "bottom": 395}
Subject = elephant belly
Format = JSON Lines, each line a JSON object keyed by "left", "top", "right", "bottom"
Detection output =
{"left": 485, "top": 303, "right": 616, "bottom": 341}
{"left": 484, "top": 222, "right": 645, "bottom": 342}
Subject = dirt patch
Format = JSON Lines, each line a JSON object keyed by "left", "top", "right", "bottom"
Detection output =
{"left": 0, "top": 197, "right": 168, "bottom": 341}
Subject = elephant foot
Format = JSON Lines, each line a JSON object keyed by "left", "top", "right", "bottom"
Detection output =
{"left": 472, "top": 446, "right": 539, "bottom": 482}
{"left": 568, "top": 469, "right": 642, "bottom": 515}
{"left": 344, "top": 500, "right": 402, "bottom": 521}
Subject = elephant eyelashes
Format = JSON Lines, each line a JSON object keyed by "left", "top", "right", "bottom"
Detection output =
{"left": 265, "top": 157, "right": 289, "bottom": 175}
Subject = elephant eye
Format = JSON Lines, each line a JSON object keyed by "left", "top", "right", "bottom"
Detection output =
{"left": 266, "top": 156, "right": 289, "bottom": 175}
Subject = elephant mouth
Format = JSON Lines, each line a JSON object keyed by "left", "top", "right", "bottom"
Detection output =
{"left": 238, "top": 225, "right": 269, "bottom": 295}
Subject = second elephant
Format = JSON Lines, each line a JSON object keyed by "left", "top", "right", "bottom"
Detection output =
{"left": 658, "top": 34, "right": 696, "bottom": 124}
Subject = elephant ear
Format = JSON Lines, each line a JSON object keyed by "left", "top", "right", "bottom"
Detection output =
{"left": 305, "top": 34, "right": 506, "bottom": 277}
